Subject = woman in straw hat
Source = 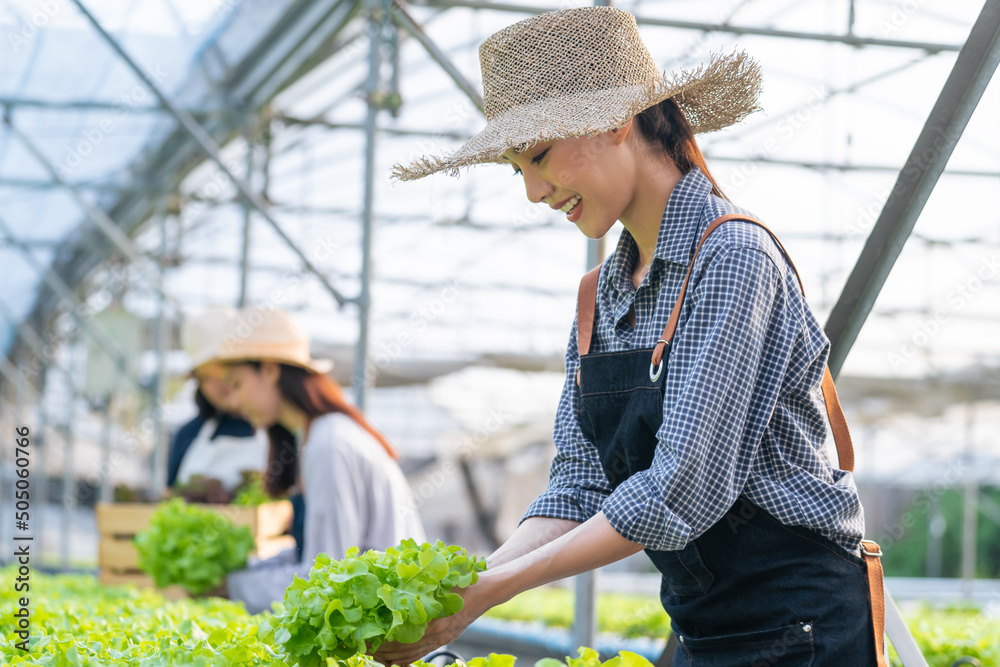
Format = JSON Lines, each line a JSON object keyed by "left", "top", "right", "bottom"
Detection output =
{"left": 217, "top": 308, "right": 426, "bottom": 614}
{"left": 170, "top": 306, "right": 269, "bottom": 494}
{"left": 383, "top": 7, "right": 882, "bottom": 666}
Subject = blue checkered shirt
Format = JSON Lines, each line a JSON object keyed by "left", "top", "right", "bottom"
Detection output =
{"left": 523, "top": 168, "right": 865, "bottom": 554}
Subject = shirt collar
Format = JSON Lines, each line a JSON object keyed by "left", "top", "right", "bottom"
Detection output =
{"left": 605, "top": 167, "right": 713, "bottom": 293}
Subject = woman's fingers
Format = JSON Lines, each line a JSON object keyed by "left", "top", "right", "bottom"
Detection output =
{"left": 373, "top": 616, "right": 467, "bottom": 663}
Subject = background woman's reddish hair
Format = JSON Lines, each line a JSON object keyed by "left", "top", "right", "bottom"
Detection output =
{"left": 236, "top": 361, "right": 399, "bottom": 497}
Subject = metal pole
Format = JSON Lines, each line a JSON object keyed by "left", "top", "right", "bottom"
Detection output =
{"left": 962, "top": 403, "right": 978, "bottom": 593}
{"left": 150, "top": 211, "right": 169, "bottom": 499}
{"left": 34, "top": 373, "right": 48, "bottom": 563}
{"left": 60, "top": 340, "right": 80, "bottom": 571}
{"left": 824, "top": 0, "right": 1000, "bottom": 376}
{"left": 354, "top": 0, "right": 386, "bottom": 410}
{"left": 98, "top": 396, "right": 113, "bottom": 503}
{"left": 0, "top": 216, "right": 146, "bottom": 391}
{"left": 239, "top": 131, "right": 254, "bottom": 308}
{"left": 68, "top": 0, "right": 351, "bottom": 308}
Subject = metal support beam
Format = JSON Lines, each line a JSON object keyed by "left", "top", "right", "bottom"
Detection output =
{"left": 238, "top": 130, "right": 254, "bottom": 308}
{"left": 824, "top": 0, "right": 1000, "bottom": 376}
{"left": 354, "top": 0, "right": 389, "bottom": 410}
{"left": 0, "top": 216, "right": 146, "bottom": 391}
{"left": 390, "top": 1, "right": 485, "bottom": 113}
{"left": 150, "top": 211, "right": 170, "bottom": 499}
{"left": 0, "top": 96, "right": 236, "bottom": 117}
{"left": 3, "top": 114, "right": 178, "bottom": 308}
{"left": 69, "top": 0, "right": 352, "bottom": 308}
{"left": 413, "top": 0, "right": 963, "bottom": 52}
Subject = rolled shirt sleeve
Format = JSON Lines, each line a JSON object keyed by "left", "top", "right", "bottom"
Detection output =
{"left": 522, "top": 315, "right": 614, "bottom": 525}
{"left": 602, "top": 246, "right": 793, "bottom": 551}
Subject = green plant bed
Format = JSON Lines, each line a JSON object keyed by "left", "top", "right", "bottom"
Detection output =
{"left": 0, "top": 567, "right": 654, "bottom": 667}
{"left": 485, "top": 588, "right": 669, "bottom": 639}
{"left": 485, "top": 586, "right": 1000, "bottom": 666}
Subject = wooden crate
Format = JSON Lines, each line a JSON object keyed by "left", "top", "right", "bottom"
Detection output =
{"left": 96, "top": 500, "right": 296, "bottom": 596}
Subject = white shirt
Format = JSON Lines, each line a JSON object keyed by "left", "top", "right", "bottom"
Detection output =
{"left": 175, "top": 418, "right": 269, "bottom": 490}
{"left": 227, "top": 412, "right": 427, "bottom": 613}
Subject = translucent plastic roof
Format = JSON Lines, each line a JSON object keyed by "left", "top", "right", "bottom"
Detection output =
{"left": 0, "top": 0, "right": 295, "bottom": 348}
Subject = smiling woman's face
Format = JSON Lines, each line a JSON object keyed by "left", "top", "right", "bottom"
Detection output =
{"left": 503, "top": 124, "right": 637, "bottom": 239}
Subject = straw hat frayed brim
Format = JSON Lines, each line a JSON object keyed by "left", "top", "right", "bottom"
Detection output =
{"left": 393, "top": 50, "right": 762, "bottom": 182}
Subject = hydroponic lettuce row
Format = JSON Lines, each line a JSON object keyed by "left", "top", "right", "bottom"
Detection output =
{"left": 134, "top": 497, "right": 256, "bottom": 596}
{"left": 258, "top": 539, "right": 487, "bottom": 666}
{"left": 1, "top": 568, "right": 998, "bottom": 666}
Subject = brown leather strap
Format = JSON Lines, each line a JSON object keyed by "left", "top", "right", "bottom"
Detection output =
{"left": 574, "top": 213, "right": 883, "bottom": 666}
{"left": 650, "top": 214, "right": 805, "bottom": 366}
{"left": 574, "top": 214, "right": 854, "bottom": 473}
{"left": 577, "top": 265, "right": 602, "bottom": 357}
{"left": 861, "top": 540, "right": 888, "bottom": 667}
{"left": 821, "top": 366, "right": 854, "bottom": 473}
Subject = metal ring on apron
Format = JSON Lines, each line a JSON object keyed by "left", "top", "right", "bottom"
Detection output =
{"left": 649, "top": 339, "right": 668, "bottom": 382}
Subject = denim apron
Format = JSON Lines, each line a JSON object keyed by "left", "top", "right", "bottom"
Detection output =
{"left": 575, "top": 215, "right": 883, "bottom": 666}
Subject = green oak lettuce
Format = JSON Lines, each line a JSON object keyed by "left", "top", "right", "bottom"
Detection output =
{"left": 258, "top": 539, "right": 487, "bottom": 666}
{"left": 135, "top": 498, "right": 256, "bottom": 596}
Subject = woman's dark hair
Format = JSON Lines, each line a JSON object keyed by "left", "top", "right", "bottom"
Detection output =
{"left": 236, "top": 361, "right": 400, "bottom": 498}
{"left": 634, "top": 97, "right": 728, "bottom": 200}
{"left": 193, "top": 387, "right": 217, "bottom": 420}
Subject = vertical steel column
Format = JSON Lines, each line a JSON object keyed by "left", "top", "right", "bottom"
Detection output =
{"left": 150, "top": 211, "right": 170, "bottom": 499}
{"left": 354, "top": 0, "right": 387, "bottom": 411}
{"left": 35, "top": 371, "right": 48, "bottom": 563}
{"left": 98, "top": 396, "right": 113, "bottom": 503}
{"left": 60, "top": 339, "right": 80, "bottom": 571}
{"left": 239, "top": 129, "right": 254, "bottom": 308}
{"left": 572, "top": 0, "right": 612, "bottom": 653}
{"left": 961, "top": 403, "right": 978, "bottom": 593}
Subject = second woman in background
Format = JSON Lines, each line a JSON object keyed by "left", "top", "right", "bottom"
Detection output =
{"left": 219, "top": 308, "right": 426, "bottom": 614}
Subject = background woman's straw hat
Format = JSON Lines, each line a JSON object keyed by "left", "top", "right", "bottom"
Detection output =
{"left": 393, "top": 6, "right": 762, "bottom": 181}
{"left": 216, "top": 307, "right": 334, "bottom": 375}
{"left": 181, "top": 305, "right": 238, "bottom": 373}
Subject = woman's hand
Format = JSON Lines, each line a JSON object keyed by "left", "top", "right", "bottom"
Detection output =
{"left": 372, "top": 575, "right": 494, "bottom": 665}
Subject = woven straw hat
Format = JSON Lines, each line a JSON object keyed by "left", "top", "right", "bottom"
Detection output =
{"left": 216, "top": 307, "right": 334, "bottom": 375}
{"left": 181, "top": 305, "right": 238, "bottom": 373}
{"left": 393, "top": 6, "right": 761, "bottom": 181}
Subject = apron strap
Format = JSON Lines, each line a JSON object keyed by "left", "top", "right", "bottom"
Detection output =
{"left": 574, "top": 212, "right": 885, "bottom": 665}
{"left": 861, "top": 540, "right": 889, "bottom": 667}
{"left": 574, "top": 212, "right": 854, "bottom": 472}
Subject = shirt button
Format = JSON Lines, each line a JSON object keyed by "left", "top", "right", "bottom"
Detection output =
{"left": 802, "top": 624, "right": 812, "bottom": 633}
{"left": 677, "top": 636, "right": 684, "bottom": 643}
